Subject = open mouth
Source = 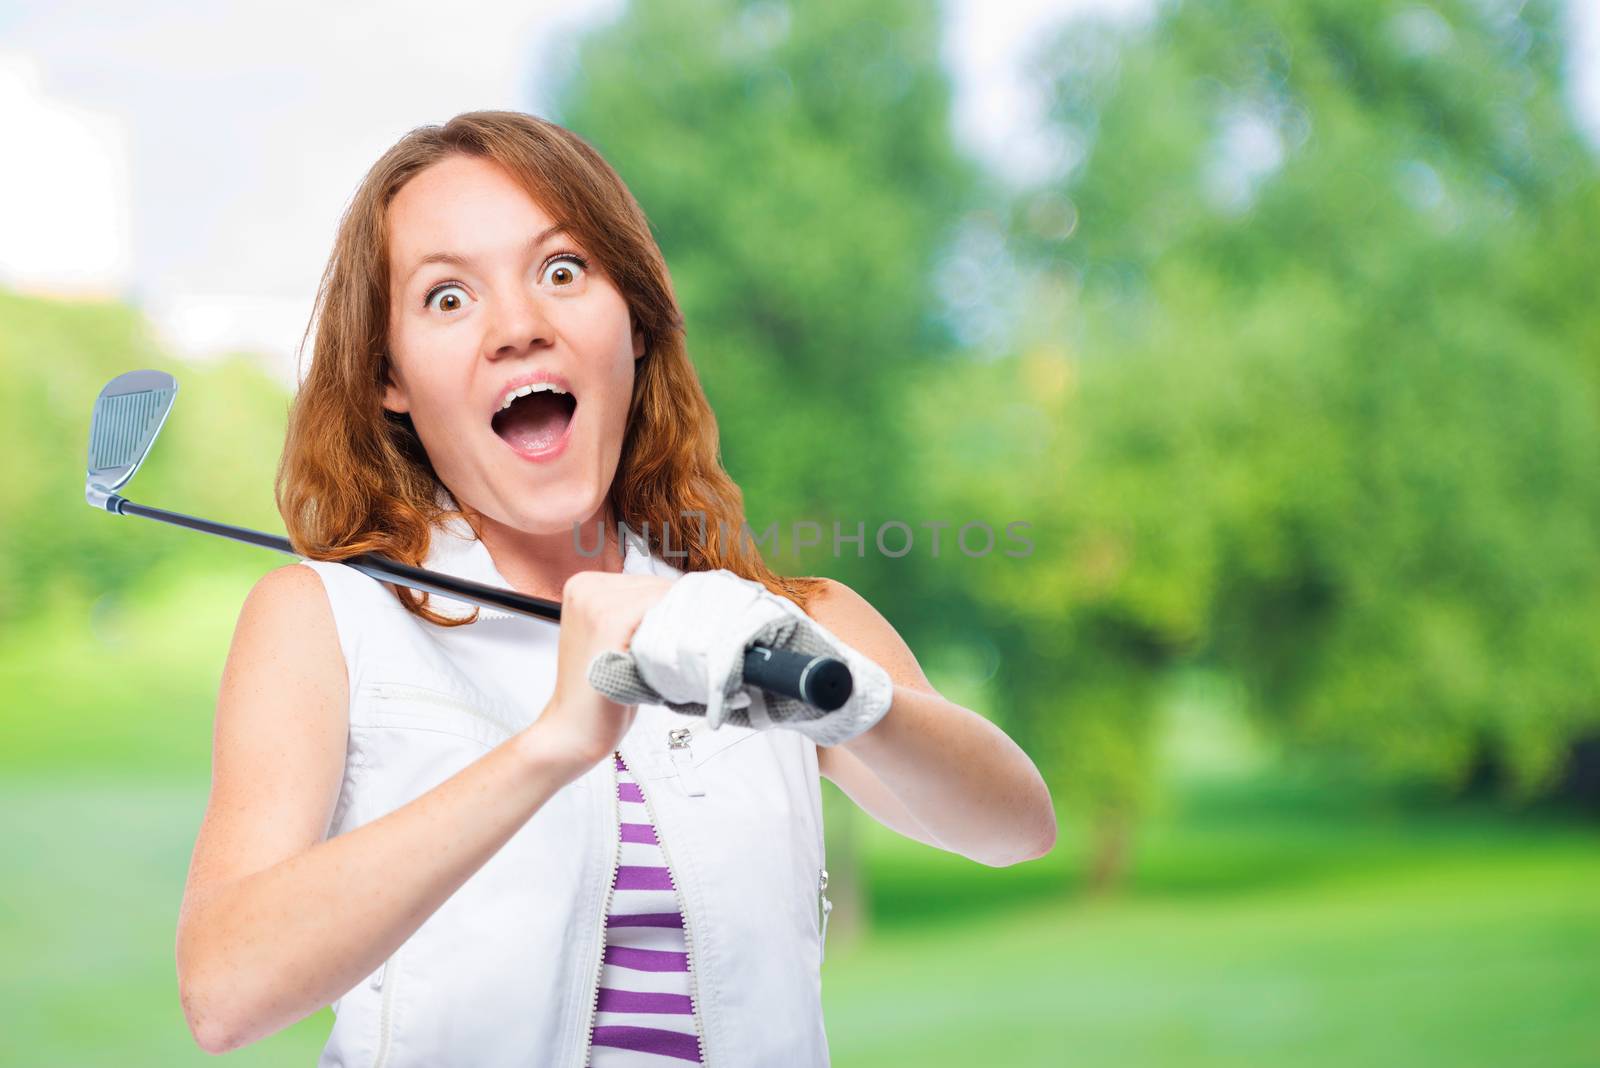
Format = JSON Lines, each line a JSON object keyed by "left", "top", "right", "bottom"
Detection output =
{"left": 491, "top": 388, "right": 577, "bottom": 455}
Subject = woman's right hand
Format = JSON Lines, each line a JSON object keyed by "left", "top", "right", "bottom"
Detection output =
{"left": 530, "top": 570, "right": 676, "bottom": 778}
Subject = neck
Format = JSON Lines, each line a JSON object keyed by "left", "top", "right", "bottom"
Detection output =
{"left": 460, "top": 501, "right": 626, "bottom": 603}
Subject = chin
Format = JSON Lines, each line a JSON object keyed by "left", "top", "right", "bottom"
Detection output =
{"left": 499, "top": 483, "right": 606, "bottom": 539}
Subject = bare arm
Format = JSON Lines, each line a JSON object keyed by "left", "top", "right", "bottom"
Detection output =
{"left": 810, "top": 579, "right": 1057, "bottom": 868}
{"left": 174, "top": 565, "right": 606, "bottom": 1053}
{"left": 817, "top": 742, "right": 947, "bottom": 849}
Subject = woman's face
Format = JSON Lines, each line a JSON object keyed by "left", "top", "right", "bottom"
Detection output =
{"left": 383, "top": 154, "right": 644, "bottom": 537}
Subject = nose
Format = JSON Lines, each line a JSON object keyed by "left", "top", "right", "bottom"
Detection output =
{"left": 484, "top": 280, "right": 555, "bottom": 360}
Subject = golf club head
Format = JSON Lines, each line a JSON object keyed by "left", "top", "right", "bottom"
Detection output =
{"left": 86, "top": 369, "right": 178, "bottom": 511}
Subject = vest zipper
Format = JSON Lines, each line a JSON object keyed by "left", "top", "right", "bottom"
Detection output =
{"left": 635, "top": 756, "right": 709, "bottom": 1066}
{"left": 372, "top": 945, "right": 401, "bottom": 1068}
{"left": 582, "top": 743, "right": 711, "bottom": 1065}
{"left": 361, "top": 680, "right": 518, "bottom": 740}
{"left": 818, "top": 868, "right": 833, "bottom": 962}
{"left": 581, "top": 752, "right": 624, "bottom": 1067}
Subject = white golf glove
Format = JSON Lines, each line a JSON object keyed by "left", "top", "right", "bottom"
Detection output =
{"left": 585, "top": 569, "right": 894, "bottom": 747}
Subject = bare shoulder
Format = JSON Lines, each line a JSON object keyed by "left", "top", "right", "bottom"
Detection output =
{"left": 803, "top": 577, "right": 936, "bottom": 696}
{"left": 240, "top": 561, "right": 350, "bottom": 712}
{"left": 248, "top": 558, "right": 333, "bottom": 604}
{"left": 229, "top": 564, "right": 345, "bottom": 682}
{"left": 221, "top": 559, "right": 349, "bottom": 754}
{"left": 243, "top": 560, "right": 331, "bottom": 613}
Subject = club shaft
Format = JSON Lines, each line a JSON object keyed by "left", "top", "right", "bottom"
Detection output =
{"left": 103, "top": 495, "right": 852, "bottom": 710}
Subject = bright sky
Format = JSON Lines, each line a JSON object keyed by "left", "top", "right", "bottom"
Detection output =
{"left": 0, "top": 0, "right": 1593, "bottom": 387}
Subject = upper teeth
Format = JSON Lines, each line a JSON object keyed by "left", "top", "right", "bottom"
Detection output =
{"left": 497, "top": 381, "right": 569, "bottom": 411}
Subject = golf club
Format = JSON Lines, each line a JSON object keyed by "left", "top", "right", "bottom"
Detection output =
{"left": 85, "top": 369, "right": 854, "bottom": 712}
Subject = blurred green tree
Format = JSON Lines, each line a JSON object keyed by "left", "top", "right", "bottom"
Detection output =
{"left": 936, "top": 0, "right": 1600, "bottom": 885}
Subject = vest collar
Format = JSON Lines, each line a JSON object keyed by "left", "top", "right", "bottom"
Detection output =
{"left": 421, "top": 486, "right": 661, "bottom": 623}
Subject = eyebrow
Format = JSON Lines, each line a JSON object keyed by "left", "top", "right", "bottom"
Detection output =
{"left": 404, "top": 223, "right": 569, "bottom": 284}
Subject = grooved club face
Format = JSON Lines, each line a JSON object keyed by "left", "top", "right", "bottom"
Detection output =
{"left": 86, "top": 370, "right": 178, "bottom": 502}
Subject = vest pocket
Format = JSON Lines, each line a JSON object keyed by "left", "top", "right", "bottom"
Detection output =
{"left": 642, "top": 718, "right": 761, "bottom": 769}
{"left": 633, "top": 719, "right": 764, "bottom": 798}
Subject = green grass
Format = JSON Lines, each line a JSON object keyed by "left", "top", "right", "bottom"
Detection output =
{"left": 1, "top": 771, "right": 1595, "bottom": 1066}
{"left": 826, "top": 805, "right": 1600, "bottom": 1067}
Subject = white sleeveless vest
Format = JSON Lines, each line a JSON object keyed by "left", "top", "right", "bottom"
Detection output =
{"left": 299, "top": 512, "right": 832, "bottom": 1067}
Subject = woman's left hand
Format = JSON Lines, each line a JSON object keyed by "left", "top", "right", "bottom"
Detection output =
{"left": 586, "top": 569, "right": 894, "bottom": 746}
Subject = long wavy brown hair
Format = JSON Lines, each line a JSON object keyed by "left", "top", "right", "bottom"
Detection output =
{"left": 277, "top": 110, "right": 822, "bottom": 625}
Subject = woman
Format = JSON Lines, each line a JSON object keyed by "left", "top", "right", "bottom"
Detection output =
{"left": 174, "top": 110, "right": 1056, "bottom": 1067}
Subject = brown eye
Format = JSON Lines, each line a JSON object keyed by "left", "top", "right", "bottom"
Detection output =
{"left": 541, "top": 253, "right": 588, "bottom": 287}
{"left": 424, "top": 282, "right": 468, "bottom": 313}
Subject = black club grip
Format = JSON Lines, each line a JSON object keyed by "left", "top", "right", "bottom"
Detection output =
{"left": 742, "top": 646, "right": 854, "bottom": 712}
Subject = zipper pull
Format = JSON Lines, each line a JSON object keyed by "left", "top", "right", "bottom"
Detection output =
{"left": 369, "top": 957, "right": 388, "bottom": 992}
{"left": 818, "top": 868, "right": 833, "bottom": 958}
{"left": 667, "top": 727, "right": 706, "bottom": 797}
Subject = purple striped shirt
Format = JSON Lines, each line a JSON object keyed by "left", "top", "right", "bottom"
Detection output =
{"left": 588, "top": 753, "right": 704, "bottom": 1066}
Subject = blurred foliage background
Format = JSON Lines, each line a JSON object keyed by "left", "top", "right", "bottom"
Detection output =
{"left": 3, "top": 0, "right": 1598, "bottom": 1064}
